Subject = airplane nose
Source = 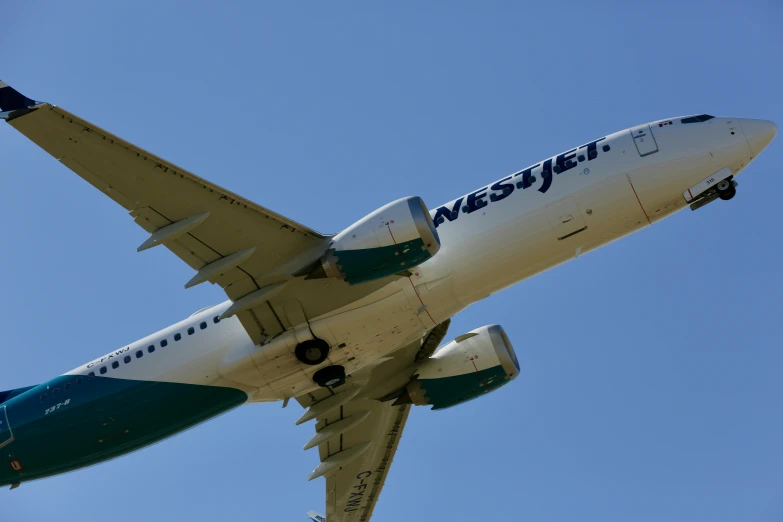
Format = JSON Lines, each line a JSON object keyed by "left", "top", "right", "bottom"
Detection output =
{"left": 740, "top": 118, "right": 777, "bottom": 156}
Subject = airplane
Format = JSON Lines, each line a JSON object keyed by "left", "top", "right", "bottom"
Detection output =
{"left": 308, "top": 511, "right": 327, "bottom": 522}
{"left": 0, "top": 79, "right": 776, "bottom": 520}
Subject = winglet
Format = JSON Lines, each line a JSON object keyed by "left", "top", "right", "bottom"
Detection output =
{"left": 307, "top": 511, "right": 326, "bottom": 522}
{"left": 0, "top": 80, "right": 43, "bottom": 121}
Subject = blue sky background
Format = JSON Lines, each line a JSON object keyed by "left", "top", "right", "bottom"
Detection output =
{"left": 1, "top": 2, "right": 782, "bottom": 521}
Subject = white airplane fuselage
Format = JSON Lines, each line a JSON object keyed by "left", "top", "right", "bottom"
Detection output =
{"left": 68, "top": 115, "right": 771, "bottom": 402}
{"left": 0, "top": 114, "right": 775, "bottom": 487}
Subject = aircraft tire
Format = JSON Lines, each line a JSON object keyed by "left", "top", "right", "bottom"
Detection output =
{"left": 313, "top": 365, "right": 346, "bottom": 388}
{"left": 295, "top": 339, "right": 330, "bottom": 365}
{"left": 719, "top": 185, "right": 736, "bottom": 200}
{"left": 717, "top": 179, "right": 736, "bottom": 200}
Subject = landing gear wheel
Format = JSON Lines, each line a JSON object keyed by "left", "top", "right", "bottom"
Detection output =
{"left": 313, "top": 365, "right": 346, "bottom": 388}
{"left": 717, "top": 179, "right": 736, "bottom": 201}
{"left": 295, "top": 339, "right": 330, "bottom": 366}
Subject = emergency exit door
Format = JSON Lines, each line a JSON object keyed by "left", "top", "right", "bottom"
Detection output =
{"left": 0, "top": 405, "right": 14, "bottom": 450}
{"left": 630, "top": 124, "right": 659, "bottom": 157}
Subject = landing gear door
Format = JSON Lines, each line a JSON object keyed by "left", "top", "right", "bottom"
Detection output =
{"left": 630, "top": 124, "right": 659, "bottom": 157}
{"left": 0, "top": 405, "right": 14, "bottom": 450}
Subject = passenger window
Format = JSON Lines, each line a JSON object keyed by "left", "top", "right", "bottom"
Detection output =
{"left": 64, "top": 383, "right": 71, "bottom": 391}
{"left": 160, "top": 339, "right": 168, "bottom": 348}
{"left": 588, "top": 150, "right": 598, "bottom": 160}
{"left": 124, "top": 355, "right": 131, "bottom": 364}
{"left": 553, "top": 165, "right": 562, "bottom": 174}
{"left": 136, "top": 350, "right": 143, "bottom": 359}
{"left": 76, "top": 377, "right": 83, "bottom": 385}
{"left": 40, "top": 394, "right": 47, "bottom": 402}
{"left": 53, "top": 388, "right": 60, "bottom": 396}
{"left": 213, "top": 316, "right": 220, "bottom": 324}
{"left": 578, "top": 154, "right": 585, "bottom": 162}
{"left": 148, "top": 345, "right": 155, "bottom": 353}
{"left": 602, "top": 144, "right": 611, "bottom": 152}
{"left": 188, "top": 327, "right": 195, "bottom": 335}
{"left": 174, "top": 333, "right": 182, "bottom": 341}
{"left": 100, "top": 366, "right": 107, "bottom": 375}
{"left": 112, "top": 361, "right": 119, "bottom": 369}
{"left": 88, "top": 372, "right": 95, "bottom": 379}
{"left": 200, "top": 321, "right": 207, "bottom": 330}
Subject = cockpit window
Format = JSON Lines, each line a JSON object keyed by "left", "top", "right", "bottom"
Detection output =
{"left": 681, "top": 114, "right": 715, "bottom": 124}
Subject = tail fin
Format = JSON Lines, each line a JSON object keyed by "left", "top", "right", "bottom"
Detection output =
{"left": 307, "top": 511, "right": 326, "bottom": 522}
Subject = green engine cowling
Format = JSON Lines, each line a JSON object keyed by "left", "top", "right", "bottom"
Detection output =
{"left": 307, "top": 196, "right": 440, "bottom": 284}
{"left": 400, "top": 325, "right": 520, "bottom": 410}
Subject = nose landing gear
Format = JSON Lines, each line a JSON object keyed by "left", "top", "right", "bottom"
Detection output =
{"left": 689, "top": 177, "right": 738, "bottom": 211}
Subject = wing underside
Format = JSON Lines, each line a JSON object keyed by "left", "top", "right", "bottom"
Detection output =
{"left": 1, "top": 81, "right": 453, "bottom": 522}
{"left": 296, "top": 322, "right": 450, "bottom": 521}
{"left": 1, "top": 81, "right": 397, "bottom": 343}
{"left": 323, "top": 398, "right": 411, "bottom": 521}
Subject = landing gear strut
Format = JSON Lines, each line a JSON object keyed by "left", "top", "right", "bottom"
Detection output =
{"left": 295, "top": 338, "right": 330, "bottom": 366}
{"left": 717, "top": 178, "right": 737, "bottom": 200}
{"left": 313, "top": 365, "right": 346, "bottom": 388}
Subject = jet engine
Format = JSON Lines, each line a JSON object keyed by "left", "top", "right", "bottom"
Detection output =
{"left": 307, "top": 196, "right": 440, "bottom": 284}
{"left": 394, "top": 325, "right": 520, "bottom": 410}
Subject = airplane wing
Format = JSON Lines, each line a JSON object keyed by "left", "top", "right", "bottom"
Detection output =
{"left": 295, "top": 322, "right": 449, "bottom": 521}
{"left": 0, "top": 81, "right": 394, "bottom": 344}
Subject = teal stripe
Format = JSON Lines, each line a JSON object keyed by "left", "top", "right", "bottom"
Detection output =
{"left": 0, "top": 376, "right": 246, "bottom": 486}
{"left": 335, "top": 237, "right": 432, "bottom": 284}
{"left": 0, "top": 385, "right": 38, "bottom": 405}
{"left": 419, "top": 365, "right": 512, "bottom": 410}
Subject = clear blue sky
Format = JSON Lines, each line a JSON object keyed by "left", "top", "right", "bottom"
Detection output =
{"left": 2, "top": 2, "right": 782, "bottom": 521}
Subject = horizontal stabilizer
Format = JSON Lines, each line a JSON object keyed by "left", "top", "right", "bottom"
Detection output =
{"left": 307, "top": 511, "right": 326, "bottom": 522}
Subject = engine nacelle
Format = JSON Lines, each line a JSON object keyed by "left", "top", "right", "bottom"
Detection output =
{"left": 401, "top": 325, "right": 520, "bottom": 410}
{"left": 309, "top": 196, "right": 440, "bottom": 284}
